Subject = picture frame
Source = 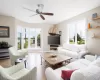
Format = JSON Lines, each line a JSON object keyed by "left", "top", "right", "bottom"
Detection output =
{"left": 92, "top": 13, "right": 97, "bottom": 18}
{"left": 0, "top": 26, "right": 10, "bottom": 38}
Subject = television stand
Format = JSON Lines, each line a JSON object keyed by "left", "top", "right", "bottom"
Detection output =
{"left": 50, "top": 45, "right": 58, "bottom": 50}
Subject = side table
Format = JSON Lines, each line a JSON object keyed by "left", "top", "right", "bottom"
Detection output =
{"left": 15, "top": 58, "right": 27, "bottom": 68}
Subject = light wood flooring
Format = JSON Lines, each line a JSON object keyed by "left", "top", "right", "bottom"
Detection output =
{"left": 0, "top": 53, "right": 47, "bottom": 80}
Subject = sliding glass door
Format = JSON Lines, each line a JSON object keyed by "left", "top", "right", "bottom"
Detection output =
{"left": 17, "top": 27, "right": 41, "bottom": 50}
{"left": 30, "top": 29, "right": 36, "bottom": 48}
{"left": 30, "top": 28, "right": 41, "bottom": 48}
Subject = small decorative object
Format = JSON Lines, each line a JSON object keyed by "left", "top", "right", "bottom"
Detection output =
{"left": 0, "top": 41, "right": 10, "bottom": 48}
{"left": 49, "top": 33, "right": 56, "bottom": 35}
{"left": 88, "top": 23, "right": 91, "bottom": 29}
{"left": 51, "top": 57, "right": 57, "bottom": 61}
{"left": 59, "top": 31, "right": 62, "bottom": 36}
{"left": 49, "top": 54, "right": 57, "bottom": 58}
{"left": 92, "top": 13, "right": 97, "bottom": 18}
{"left": 48, "top": 26, "right": 58, "bottom": 35}
{"left": 0, "top": 26, "right": 9, "bottom": 37}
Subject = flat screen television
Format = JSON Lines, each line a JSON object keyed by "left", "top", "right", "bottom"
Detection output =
{"left": 48, "top": 36, "right": 60, "bottom": 45}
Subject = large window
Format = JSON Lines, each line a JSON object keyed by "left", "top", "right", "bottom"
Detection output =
{"left": 17, "top": 27, "right": 41, "bottom": 50}
{"left": 68, "top": 19, "right": 86, "bottom": 45}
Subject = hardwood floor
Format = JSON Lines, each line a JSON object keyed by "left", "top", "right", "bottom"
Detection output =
{"left": 0, "top": 53, "right": 47, "bottom": 80}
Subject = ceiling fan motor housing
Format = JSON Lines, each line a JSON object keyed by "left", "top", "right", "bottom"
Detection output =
{"left": 36, "top": 9, "right": 41, "bottom": 14}
{"left": 37, "top": 4, "right": 44, "bottom": 8}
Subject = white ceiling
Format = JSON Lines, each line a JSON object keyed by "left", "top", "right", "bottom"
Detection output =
{"left": 0, "top": 0, "right": 100, "bottom": 24}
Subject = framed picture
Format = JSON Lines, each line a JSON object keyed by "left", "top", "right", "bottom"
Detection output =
{"left": 0, "top": 26, "right": 10, "bottom": 38}
{"left": 92, "top": 13, "right": 97, "bottom": 18}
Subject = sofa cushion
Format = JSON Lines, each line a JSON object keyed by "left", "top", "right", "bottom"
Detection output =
{"left": 58, "top": 48, "right": 78, "bottom": 58}
{"left": 54, "top": 59, "right": 91, "bottom": 78}
{"left": 77, "top": 45, "right": 87, "bottom": 52}
{"left": 64, "top": 50, "right": 78, "bottom": 58}
{"left": 89, "top": 58, "right": 100, "bottom": 67}
{"left": 66, "top": 59, "right": 91, "bottom": 69}
{"left": 63, "top": 44, "right": 79, "bottom": 52}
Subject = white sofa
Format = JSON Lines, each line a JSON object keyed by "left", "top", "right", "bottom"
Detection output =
{"left": 58, "top": 43, "right": 88, "bottom": 59}
{"left": 45, "top": 55, "right": 100, "bottom": 80}
{"left": 9, "top": 47, "right": 28, "bottom": 65}
{"left": 0, "top": 62, "right": 37, "bottom": 80}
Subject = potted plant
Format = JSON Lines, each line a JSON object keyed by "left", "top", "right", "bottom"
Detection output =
{"left": 0, "top": 41, "right": 10, "bottom": 49}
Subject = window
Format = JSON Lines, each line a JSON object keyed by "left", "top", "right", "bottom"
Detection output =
{"left": 17, "top": 27, "right": 41, "bottom": 50}
{"left": 30, "top": 28, "right": 41, "bottom": 48}
{"left": 68, "top": 19, "right": 86, "bottom": 45}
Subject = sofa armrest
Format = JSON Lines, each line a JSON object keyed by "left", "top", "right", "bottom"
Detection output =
{"left": 18, "top": 67, "right": 37, "bottom": 80}
{"left": 45, "top": 67, "right": 63, "bottom": 80}
{"left": 6, "top": 62, "right": 25, "bottom": 75}
{"left": 57, "top": 47, "right": 67, "bottom": 55}
{"left": 18, "top": 49, "right": 28, "bottom": 56}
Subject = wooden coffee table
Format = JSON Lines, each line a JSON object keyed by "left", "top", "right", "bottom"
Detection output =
{"left": 41, "top": 52, "right": 72, "bottom": 69}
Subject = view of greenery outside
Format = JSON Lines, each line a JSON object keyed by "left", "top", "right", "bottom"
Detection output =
{"left": 37, "top": 34, "right": 40, "bottom": 47}
{"left": 24, "top": 38, "right": 28, "bottom": 48}
{"left": 18, "top": 34, "right": 41, "bottom": 49}
{"left": 18, "top": 40, "right": 21, "bottom": 49}
{"left": 69, "top": 39, "right": 75, "bottom": 44}
{"left": 69, "top": 33, "right": 85, "bottom": 45}
{"left": 30, "top": 37, "right": 35, "bottom": 48}
{"left": 18, "top": 33, "right": 22, "bottom": 50}
{"left": 17, "top": 28, "right": 41, "bottom": 49}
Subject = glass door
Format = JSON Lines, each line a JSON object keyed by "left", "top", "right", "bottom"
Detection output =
{"left": 17, "top": 27, "right": 41, "bottom": 49}
{"left": 30, "top": 29, "right": 36, "bottom": 48}
{"left": 36, "top": 29, "right": 41, "bottom": 48}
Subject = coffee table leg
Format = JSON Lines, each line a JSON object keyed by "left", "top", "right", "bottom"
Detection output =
{"left": 24, "top": 60, "right": 26, "bottom": 68}
{"left": 41, "top": 56, "right": 42, "bottom": 65}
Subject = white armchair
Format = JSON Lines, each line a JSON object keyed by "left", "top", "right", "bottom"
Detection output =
{"left": 0, "top": 62, "right": 37, "bottom": 80}
{"left": 9, "top": 47, "right": 28, "bottom": 65}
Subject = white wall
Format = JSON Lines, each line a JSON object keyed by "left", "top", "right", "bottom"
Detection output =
{"left": 0, "top": 15, "right": 16, "bottom": 46}
{"left": 56, "top": 6, "right": 100, "bottom": 55}
{"left": 0, "top": 15, "right": 53, "bottom": 51}
{"left": 56, "top": 6, "right": 100, "bottom": 46}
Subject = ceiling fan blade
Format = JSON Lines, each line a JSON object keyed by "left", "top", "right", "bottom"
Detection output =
{"left": 41, "top": 13, "right": 54, "bottom": 16}
{"left": 40, "top": 15, "right": 45, "bottom": 20}
{"left": 23, "top": 7, "right": 36, "bottom": 13}
{"left": 30, "top": 14, "right": 38, "bottom": 17}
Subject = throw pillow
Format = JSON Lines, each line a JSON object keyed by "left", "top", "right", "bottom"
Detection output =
{"left": 61, "top": 69, "right": 76, "bottom": 80}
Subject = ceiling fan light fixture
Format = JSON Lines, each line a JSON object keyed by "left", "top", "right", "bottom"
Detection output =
{"left": 37, "top": 4, "right": 44, "bottom": 8}
{"left": 37, "top": 4, "right": 44, "bottom": 12}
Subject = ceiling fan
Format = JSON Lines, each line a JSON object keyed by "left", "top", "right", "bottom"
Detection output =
{"left": 23, "top": 4, "right": 54, "bottom": 20}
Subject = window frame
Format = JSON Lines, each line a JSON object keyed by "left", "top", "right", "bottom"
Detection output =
{"left": 67, "top": 19, "right": 87, "bottom": 45}
{"left": 17, "top": 27, "right": 41, "bottom": 50}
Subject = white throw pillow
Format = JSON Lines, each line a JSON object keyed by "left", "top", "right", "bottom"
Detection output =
{"left": 89, "top": 58, "right": 100, "bottom": 67}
